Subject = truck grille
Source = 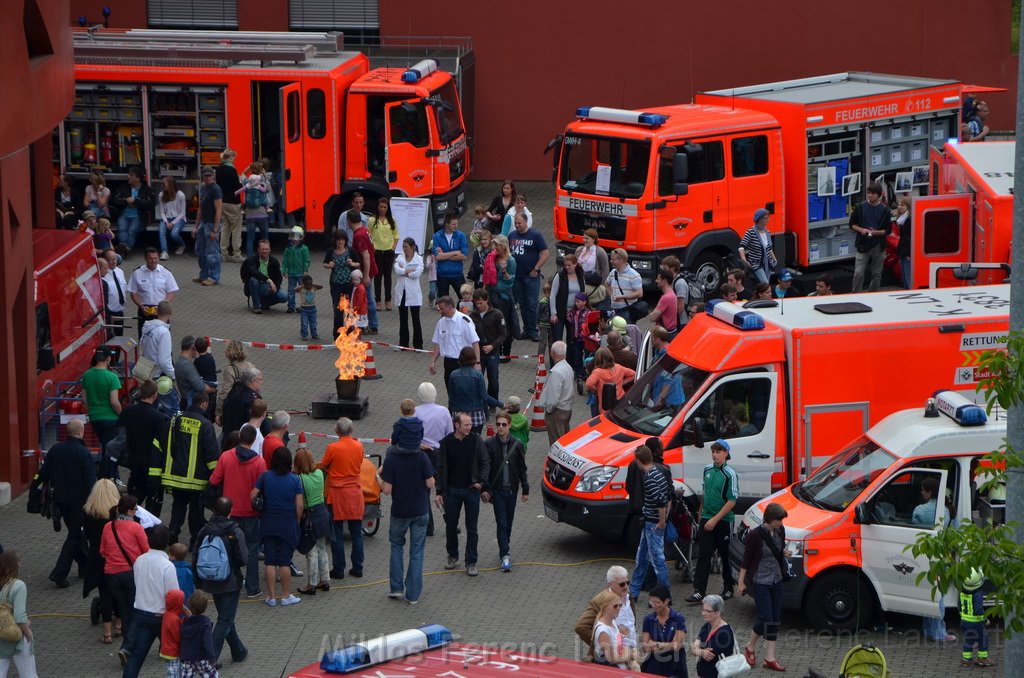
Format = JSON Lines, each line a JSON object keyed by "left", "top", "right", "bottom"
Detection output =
{"left": 545, "top": 458, "right": 576, "bottom": 491}
{"left": 449, "top": 150, "right": 467, "bottom": 183}
{"left": 566, "top": 208, "right": 627, "bottom": 241}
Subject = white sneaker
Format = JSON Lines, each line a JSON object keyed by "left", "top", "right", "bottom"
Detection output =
{"left": 280, "top": 595, "right": 302, "bottom": 606}
{"left": 159, "top": 251, "right": 169, "bottom": 260}
{"left": 387, "top": 591, "right": 403, "bottom": 599}
{"left": 501, "top": 556, "right": 511, "bottom": 572}
{"left": 174, "top": 246, "right": 185, "bottom": 255}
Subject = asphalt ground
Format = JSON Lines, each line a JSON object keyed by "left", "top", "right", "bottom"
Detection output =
{"left": 0, "top": 181, "right": 1005, "bottom": 676}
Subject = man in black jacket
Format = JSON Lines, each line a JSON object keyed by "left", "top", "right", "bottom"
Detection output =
{"left": 434, "top": 412, "right": 489, "bottom": 576}
{"left": 162, "top": 392, "right": 220, "bottom": 550}
{"left": 192, "top": 496, "right": 248, "bottom": 664}
{"left": 470, "top": 289, "right": 507, "bottom": 406}
{"left": 111, "top": 165, "right": 155, "bottom": 251}
{"left": 216, "top": 148, "right": 244, "bottom": 262}
{"left": 36, "top": 418, "right": 96, "bottom": 587}
{"left": 220, "top": 368, "right": 263, "bottom": 446}
{"left": 240, "top": 240, "right": 285, "bottom": 313}
{"left": 118, "top": 379, "right": 170, "bottom": 517}
{"left": 482, "top": 411, "right": 528, "bottom": 573}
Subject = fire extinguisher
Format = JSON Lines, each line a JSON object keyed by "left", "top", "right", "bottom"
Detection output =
{"left": 83, "top": 135, "right": 97, "bottom": 164}
{"left": 100, "top": 130, "right": 113, "bottom": 165}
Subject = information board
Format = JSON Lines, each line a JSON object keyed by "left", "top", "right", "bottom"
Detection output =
{"left": 390, "top": 198, "right": 431, "bottom": 255}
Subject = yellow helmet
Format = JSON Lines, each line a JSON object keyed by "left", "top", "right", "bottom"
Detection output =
{"left": 156, "top": 375, "right": 174, "bottom": 396}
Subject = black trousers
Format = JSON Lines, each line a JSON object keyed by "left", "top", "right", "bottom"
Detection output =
{"left": 398, "top": 293, "right": 423, "bottom": 350}
{"left": 168, "top": 489, "right": 206, "bottom": 550}
{"left": 693, "top": 518, "right": 736, "bottom": 594}
{"left": 50, "top": 504, "right": 88, "bottom": 582}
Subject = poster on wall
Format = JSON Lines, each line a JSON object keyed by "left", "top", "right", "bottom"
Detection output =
{"left": 912, "top": 165, "right": 930, "bottom": 186}
{"left": 895, "top": 172, "right": 913, "bottom": 193}
{"left": 841, "top": 172, "right": 861, "bottom": 197}
{"left": 390, "top": 198, "right": 431, "bottom": 255}
{"left": 817, "top": 166, "right": 836, "bottom": 196}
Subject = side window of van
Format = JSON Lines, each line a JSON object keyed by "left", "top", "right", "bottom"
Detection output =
{"left": 868, "top": 469, "right": 947, "bottom": 528}
{"left": 690, "top": 375, "right": 772, "bottom": 442}
{"left": 658, "top": 141, "right": 725, "bottom": 196}
{"left": 731, "top": 135, "right": 769, "bottom": 177}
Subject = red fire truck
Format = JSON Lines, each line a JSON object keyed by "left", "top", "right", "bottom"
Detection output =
{"left": 550, "top": 72, "right": 968, "bottom": 290}
{"left": 56, "top": 29, "right": 470, "bottom": 233}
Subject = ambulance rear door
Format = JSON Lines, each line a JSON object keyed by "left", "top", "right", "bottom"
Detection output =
{"left": 279, "top": 83, "right": 305, "bottom": 212}
{"left": 856, "top": 467, "right": 947, "bottom": 616}
{"left": 910, "top": 194, "right": 971, "bottom": 289}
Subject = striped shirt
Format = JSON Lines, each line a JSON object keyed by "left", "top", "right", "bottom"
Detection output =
{"left": 641, "top": 466, "right": 671, "bottom": 522}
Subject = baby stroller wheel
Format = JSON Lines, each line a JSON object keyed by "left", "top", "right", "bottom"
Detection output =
{"left": 90, "top": 595, "right": 101, "bottom": 625}
{"left": 362, "top": 504, "right": 381, "bottom": 537}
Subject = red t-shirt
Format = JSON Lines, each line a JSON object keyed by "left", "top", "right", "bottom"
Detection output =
{"left": 655, "top": 288, "right": 678, "bottom": 332}
{"left": 263, "top": 434, "right": 286, "bottom": 466}
{"left": 352, "top": 227, "right": 378, "bottom": 278}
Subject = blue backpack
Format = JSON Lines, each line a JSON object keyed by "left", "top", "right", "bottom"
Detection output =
{"left": 244, "top": 185, "right": 267, "bottom": 209}
{"left": 196, "top": 533, "right": 231, "bottom": 582}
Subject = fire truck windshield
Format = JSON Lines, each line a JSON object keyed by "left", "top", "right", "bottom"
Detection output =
{"left": 795, "top": 439, "right": 896, "bottom": 512}
{"left": 432, "top": 81, "right": 464, "bottom": 145}
{"left": 560, "top": 135, "right": 651, "bottom": 199}
{"left": 607, "top": 356, "right": 708, "bottom": 435}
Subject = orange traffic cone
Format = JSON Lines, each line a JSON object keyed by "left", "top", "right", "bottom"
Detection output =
{"left": 533, "top": 354, "right": 548, "bottom": 397}
{"left": 298, "top": 431, "right": 307, "bottom": 446}
{"left": 362, "top": 341, "right": 382, "bottom": 379}
{"left": 529, "top": 397, "right": 547, "bottom": 432}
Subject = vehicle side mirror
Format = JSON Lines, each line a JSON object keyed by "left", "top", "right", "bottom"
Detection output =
{"left": 672, "top": 154, "right": 689, "bottom": 196}
{"left": 692, "top": 417, "right": 705, "bottom": 448}
{"left": 545, "top": 135, "right": 564, "bottom": 185}
{"left": 854, "top": 503, "right": 871, "bottom": 525}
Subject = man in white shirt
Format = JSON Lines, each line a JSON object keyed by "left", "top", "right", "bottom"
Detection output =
{"left": 120, "top": 525, "right": 179, "bottom": 677}
{"left": 103, "top": 248, "right": 129, "bottom": 337}
{"left": 538, "top": 341, "right": 575, "bottom": 446}
{"left": 574, "top": 565, "right": 637, "bottom": 659}
{"left": 606, "top": 248, "right": 643, "bottom": 318}
{"left": 127, "top": 247, "right": 179, "bottom": 337}
{"left": 429, "top": 295, "right": 480, "bottom": 391}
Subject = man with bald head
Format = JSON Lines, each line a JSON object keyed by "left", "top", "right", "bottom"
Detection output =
{"left": 35, "top": 418, "right": 97, "bottom": 587}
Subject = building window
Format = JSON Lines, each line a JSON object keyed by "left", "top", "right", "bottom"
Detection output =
{"left": 290, "top": 0, "right": 380, "bottom": 39}
{"left": 147, "top": 0, "right": 238, "bottom": 29}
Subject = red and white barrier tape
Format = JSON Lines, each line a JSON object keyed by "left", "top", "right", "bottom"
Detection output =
{"left": 299, "top": 431, "right": 390, "bottom": 445}
{"left": 205, "top": 336, "right": 540, "bottom": 360}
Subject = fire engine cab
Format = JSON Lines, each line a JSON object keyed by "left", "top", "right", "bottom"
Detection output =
{"left": 57, "top": 29, "right": 470, "bottom": 232}
{"left": 731, "top": 390, "right": 1004, "bottom": 631}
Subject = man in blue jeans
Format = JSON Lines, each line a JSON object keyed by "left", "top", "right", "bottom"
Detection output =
{"left": 482, "top": 411, "right": 528, "bottom": 572}
{"left": 192, "top": 496, "right": 249, "bottom": 664}
{"left": 380, "top": 440, "right": 436, "bottom": 604}
{"left": 240, "top": 240, "right": 286, "bottom": 313}
{"left": 507, "top": 211, "right": 550, "bottom": 340}
{"left": 434, "top": 412, "right": 489, "bottom": 577}
{"left": 194, "top": 166, "right": 222, "bottom": 286}
{"left": 628, "top": 445, "right": 671, "bottom": 600}
{"left": 121, "top": 525, "right": 177, "bottom": 677}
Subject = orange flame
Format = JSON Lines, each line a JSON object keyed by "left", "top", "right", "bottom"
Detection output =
{"left": 334, "top": 296, "right": 366, "bottom": 380}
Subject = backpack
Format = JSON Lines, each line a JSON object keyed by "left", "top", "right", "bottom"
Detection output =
{"left": 838, "top": 643, "right": 890, "bottom": 678}
{"left": 674, "top": 271, "right": 707, "bottom": 315}
{"left": 244, "top": 184, "right": 267, "bottom": 209}
{"left": 196, "top": 533, "right": 231, "bottom": 582}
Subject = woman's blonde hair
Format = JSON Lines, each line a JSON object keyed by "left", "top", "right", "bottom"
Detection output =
{"left": 84, "top": 478, "right": 121, "bottom": 520}
{"left": 594, "top": 589, "right": 622, "bottom": 616}
{"left": 225, "top": 340, "right": 247, "bottom": 363}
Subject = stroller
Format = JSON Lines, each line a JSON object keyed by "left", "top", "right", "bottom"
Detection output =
{"left": 665, "top": 487, "right": 699, "bottom": 581}
{"left": 360, "top": 453, "right": 383, "bottom": 537}
{"left": 805, "top": 642, "right": 890, "bottom": 678}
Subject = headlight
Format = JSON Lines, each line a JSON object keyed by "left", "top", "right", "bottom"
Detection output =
{"left": 632, "top": 259, "right": 653, "bottom": 271}
{"left": 786, "top": 540, "right": 804, "bottom": 557}
{"left": 576, "top": 466, "right": 618, "bottom": 493}
{"left": 435, "top": 200, "right": 449, "bottom": 212}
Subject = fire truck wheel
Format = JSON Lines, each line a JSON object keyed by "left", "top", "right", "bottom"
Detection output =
{"left": 691, "top": 251, "right": 724, "bottom": 293}
{"left": 805, "top": 571, "right": 873, "bottom": 632}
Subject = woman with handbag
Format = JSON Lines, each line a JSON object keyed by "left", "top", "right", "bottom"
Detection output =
{"left": 293, "top": 448, "right": 333, "bottom": 596}
{"left": 83, "top": 479, "right": 122, "bottom": 645}
{"left": 0, "top": 551, "right": 36, "bottom": 678}
{"left": 549, "top": 253, "right": 586, "bottom": 344}
{"left": 690, "top": 594, "right": 742, "bottom": 678}
{"left": 99, "top": 494, "right": 149, "bottom": 665}
{"left": 737, "top": 502, "right": 790, "bottom": 672}
{"left": 606, "top": 248, "right": 646, "bottom": 323}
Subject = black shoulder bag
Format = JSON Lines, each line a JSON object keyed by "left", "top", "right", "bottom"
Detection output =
{"left": 758, "top": 525, "right": 794, "bottom": 582}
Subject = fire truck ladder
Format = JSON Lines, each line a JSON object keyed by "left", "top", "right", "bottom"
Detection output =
{"left": 73, "top": 28, "right": 346, "bottom": 67}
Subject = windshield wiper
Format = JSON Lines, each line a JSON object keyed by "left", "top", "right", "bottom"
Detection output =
{"left": 794, "top": 482, "right": 828, "bottom": 511}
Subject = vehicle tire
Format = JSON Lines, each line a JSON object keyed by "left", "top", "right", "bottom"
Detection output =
{"left": 692, "top": 250, "right": 725, "bottom": 294}
{"left": 805, "top": 571, "right": 874, "bottom": 632}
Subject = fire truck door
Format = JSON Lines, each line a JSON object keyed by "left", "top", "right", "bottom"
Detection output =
{"left": 279, "top": 83, "right": 305, "bottom": 212}
{"left": 858, "top": 468, "right": 948, "bottom": 617}
{"left": 385, "top": 100, "right": 432, "bottom": 197}
{"left": 910, "top": 194, "right": 971, "bottom": 288}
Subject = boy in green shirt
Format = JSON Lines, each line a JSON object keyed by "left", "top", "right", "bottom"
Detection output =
{"left": 282, "top": 226, "right": 311, "bottom": 313}
{"left": 686, "top": 439, "right": 738, "bottom": 604}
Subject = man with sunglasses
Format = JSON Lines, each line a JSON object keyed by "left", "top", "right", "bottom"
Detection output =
{"left": 481, "top": 411, "right": 528, "bottom": 573}
{"left": 574, "top": 565, "right": 637, "bottom": 660}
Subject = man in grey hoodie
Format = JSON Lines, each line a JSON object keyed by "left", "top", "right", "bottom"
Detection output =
{"left": 140, "top": 300, "right": 178, "bottom": 414}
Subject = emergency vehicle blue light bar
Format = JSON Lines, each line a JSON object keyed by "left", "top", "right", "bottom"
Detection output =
{"left": 320, "top": 625, "right": 453, "bottom": 674}
{"left": 933, "top": 390, "right": 987, "bottom": 426}
{"left": 575, "top": 106, "right": 667, "bottom": 127}
{"left": 705, "top": 299, "right": 765, "bottom": 331}
{"left": 401, "top": 59, "right": 439, "bottom": 83}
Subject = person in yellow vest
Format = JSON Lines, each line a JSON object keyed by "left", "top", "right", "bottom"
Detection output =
{"left": 161, "top": 391, "right": 220, "bottom": 550}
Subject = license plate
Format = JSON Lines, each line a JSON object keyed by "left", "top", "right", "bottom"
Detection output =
{"left": 544, "top": 504, "right": 560, "bottom": 522}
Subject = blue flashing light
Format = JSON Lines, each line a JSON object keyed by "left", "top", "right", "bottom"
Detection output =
{"left": 576, "top": 106, "right": 593, "bottom": 118}
{"left": 706, "top": 299, "right": 765, "bottom": 331}
{"left": 574, "top": 106, "right": 666, "bottom": 127}
{"left": 932, "top": 390, "right": 987, "bottom": 426}
{"left": 419, "top": 624, "right": 454, "bottom": 648}
{"left": 705, "top": 298, "right": 724, "bottom": 315}
{"left": 637, "top": 112, "right": 668, "bottom": 126}
{"left": 733, "top": 310, "right": 765, "bottom": 331}
{"left": 320, "top": 645, "right": 371, "bottom": 674}
{"left": 401, "top": 59, "right": 439, "bottom": 84}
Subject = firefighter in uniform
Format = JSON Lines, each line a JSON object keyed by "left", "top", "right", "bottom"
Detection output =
{"left": 161, "top": 391, "right": 220, "bottom": 549}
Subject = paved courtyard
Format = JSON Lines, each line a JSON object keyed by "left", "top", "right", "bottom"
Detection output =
{"left": 1, "top": 181, "right": 1005, "bottom": 676}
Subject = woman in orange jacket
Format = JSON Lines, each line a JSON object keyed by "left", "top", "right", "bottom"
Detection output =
{"left": 585, "top": 347, "right": 637, "bottom": 413}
